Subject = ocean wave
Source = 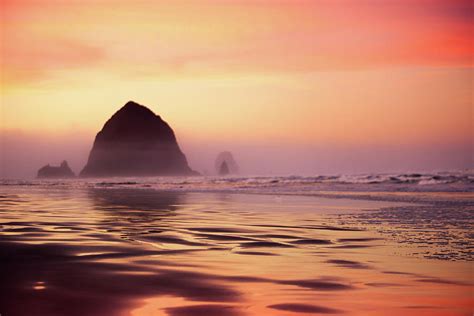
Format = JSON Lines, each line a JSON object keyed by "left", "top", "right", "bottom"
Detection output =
{"left": 1, "top": 171, "right": 472, "bottom": 193}
{"left": 202, "top": 172, "right": 473, "bottom": 186}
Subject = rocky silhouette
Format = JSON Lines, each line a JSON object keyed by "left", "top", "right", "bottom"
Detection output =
{"left": 215, "top": 151, "right": 239, "bottom": 175}
{"left": 37, "top": 161, "right": 75, "bottom": 178}
{"left": 218, "top": 161, "right": 230, "bottom": 176}
{"left": 80, "top": 101, "right": 198, "bottom": 177}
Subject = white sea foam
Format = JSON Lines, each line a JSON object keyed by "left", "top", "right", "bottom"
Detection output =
{"left": 1, "top": 171, "right": 473, "bottom": 195}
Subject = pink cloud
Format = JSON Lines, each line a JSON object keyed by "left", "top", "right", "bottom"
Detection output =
{"left": 1, "top": 0, "right": 471, "bottom": 84}
{"left": 1, "top": 36, "right": 105, "bottom": 83}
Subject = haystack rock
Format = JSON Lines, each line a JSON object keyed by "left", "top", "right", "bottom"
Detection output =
{"left": 80, "top": 101, "right": 198, "bottom": 177}
{"left": 215, "top": 151, "right": 239, "bottom": 175}
{"left": 37, "top": 161, "right": 75, "bottom": 178}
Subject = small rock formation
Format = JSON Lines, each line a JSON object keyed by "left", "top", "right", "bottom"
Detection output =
{"left": 80, "top": 101, "right": 198, "bottom": 177}
{"left": 215, "top": 151, "right": 239, "bottom": 175}
{"left": 218, "top": 161, "right": 230, "bottom": 176}
{"left": 37, "top": 161, "right": 75, "bottom": 178}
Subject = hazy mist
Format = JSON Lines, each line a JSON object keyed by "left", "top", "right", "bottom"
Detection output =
{"left": 1, "top": 129, "right": 471, "bottom": 179}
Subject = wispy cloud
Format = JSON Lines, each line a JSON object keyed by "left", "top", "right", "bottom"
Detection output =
{"left": 1, "top": 0, "right": 471, "bottom": 85}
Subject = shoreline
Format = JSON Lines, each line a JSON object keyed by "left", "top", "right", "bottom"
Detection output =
{"left": 0, "top": 184, "right": 472, "bottom": 315}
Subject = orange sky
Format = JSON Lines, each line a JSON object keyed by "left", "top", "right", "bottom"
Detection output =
{"left": 0, "top": 0, "right": 472, "bottom": 176}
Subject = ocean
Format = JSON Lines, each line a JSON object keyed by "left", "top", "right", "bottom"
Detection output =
{"left": 1, "top": 171, "right": 473, "bottom": 315}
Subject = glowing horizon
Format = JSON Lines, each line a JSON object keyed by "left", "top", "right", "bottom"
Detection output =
{"left": 1, "top": 0, "right": 472, "bottom": 177}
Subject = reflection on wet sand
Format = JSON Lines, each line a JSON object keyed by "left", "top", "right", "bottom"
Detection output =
{"left": 0, "top": 188, "right": 472, "bottom": 316}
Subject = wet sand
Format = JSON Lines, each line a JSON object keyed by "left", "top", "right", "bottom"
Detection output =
{"left": 0, "top": 186, "right": 472, "bottom": 315}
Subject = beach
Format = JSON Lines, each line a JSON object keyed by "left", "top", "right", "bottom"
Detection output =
{"left": 0, "top": 177, "right": 472, "bottom": 315}
{"left": 2, "top": 1, "right": 472, "bottom": 314}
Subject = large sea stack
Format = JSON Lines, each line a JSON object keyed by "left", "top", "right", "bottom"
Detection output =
{"left": 80, "top": 101, "right": 197, "bottom": 177}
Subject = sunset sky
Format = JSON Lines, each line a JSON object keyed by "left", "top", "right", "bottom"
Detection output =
{"left": 1, "top": 0, "right": 472, "bottom": 177}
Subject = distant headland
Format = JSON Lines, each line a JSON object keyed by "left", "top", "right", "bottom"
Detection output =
{"left": 37, "top": 161, "right": 75, "bottom": 179}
